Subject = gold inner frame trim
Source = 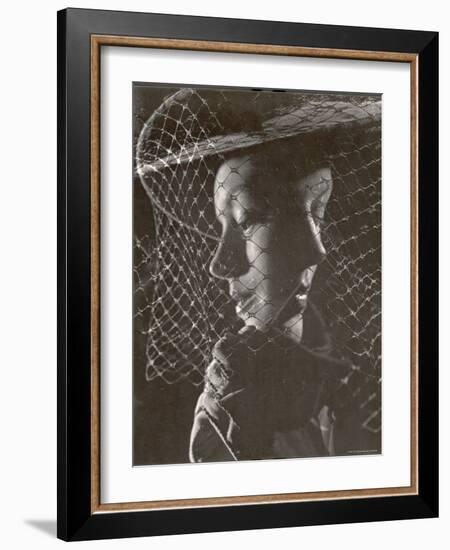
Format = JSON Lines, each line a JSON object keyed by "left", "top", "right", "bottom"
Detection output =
{"left": 90, "top": 34, "right": 419, "bottom": 514}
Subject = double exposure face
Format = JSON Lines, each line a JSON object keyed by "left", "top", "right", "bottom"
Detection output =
{"left": 210, "top": 146, "right": 333, "bottom": 337}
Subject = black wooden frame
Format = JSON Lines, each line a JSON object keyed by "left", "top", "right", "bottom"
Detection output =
{"left": 57, "top": 7, "right": 438, "bottom": 541}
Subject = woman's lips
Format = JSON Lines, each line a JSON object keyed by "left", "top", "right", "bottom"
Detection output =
{"left": 231, "top": 291, "right": 261, "bottom": 318}
{"left": 229, "top": 278, "right": 311, "bottom": 326}
{"left": 231, "top": 289, "right": 309, "bottom": 324}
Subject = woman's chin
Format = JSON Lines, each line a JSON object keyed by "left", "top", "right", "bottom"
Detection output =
{"left": 237, "top": 309, "right": 272, "bottom": 331}
{"left": 239, "top": 306, "right": 284, "bottom": 332}
{"left": 238, "top": 297, "right": 305, "bottom": 342}
{"left": 242, "top": 318, "right": 268, "bottom": 331}
{"left": 240, "top": 315, "right": 303, "bottom": 343}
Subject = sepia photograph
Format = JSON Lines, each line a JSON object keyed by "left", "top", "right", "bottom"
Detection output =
{"left": 133, "top": 84, "right": 382, "bottom": 465}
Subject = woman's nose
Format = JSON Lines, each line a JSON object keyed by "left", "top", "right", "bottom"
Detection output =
{"left": 209, "top": 229, "right": 249, "bottom": 280}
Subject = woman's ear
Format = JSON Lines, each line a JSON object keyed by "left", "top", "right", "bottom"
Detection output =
{"left": 296, "top": 166, "right": 333, "bottom": 224}
{"left": 293, "top": 166, "right": 333, "bottom": 264}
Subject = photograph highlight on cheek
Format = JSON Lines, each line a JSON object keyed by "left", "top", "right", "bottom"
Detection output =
{"left": 133, "top": 85, "right": 381, "bottom": 465}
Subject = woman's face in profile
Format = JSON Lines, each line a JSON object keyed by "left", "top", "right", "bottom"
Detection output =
{"left": 210, "top": 149, "right": 332, "bottom": 333}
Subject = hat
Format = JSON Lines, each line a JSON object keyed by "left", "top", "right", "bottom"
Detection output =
{"left": 136, "top": 87, "right": 381, "bottom": 176}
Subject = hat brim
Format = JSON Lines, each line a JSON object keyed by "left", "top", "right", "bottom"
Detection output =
{"left": 137, "top": 88, "right": 381, "bottom": 175}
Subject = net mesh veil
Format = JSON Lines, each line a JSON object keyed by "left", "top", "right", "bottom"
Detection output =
{"left": 134, "top": 87, "right": 381, "bottom": 435}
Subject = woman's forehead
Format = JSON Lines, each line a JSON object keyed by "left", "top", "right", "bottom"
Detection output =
{"left": 215, "top": 154, "right": 255, "bottom": 182}
{"left": 213, "top": 149, "right": 297, "bottom": 211}
{"left": 213, "top": 156, "right": 264, "bottom": 207}
{"left": 214, "top": 152, "right": 277, "bottom": 192}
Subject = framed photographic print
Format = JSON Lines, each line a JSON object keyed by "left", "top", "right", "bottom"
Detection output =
{"left": 57, "top": 8, "right": 438, "bottom": 541}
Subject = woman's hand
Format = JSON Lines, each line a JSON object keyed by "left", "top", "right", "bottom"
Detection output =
{"left": 190, "top": 326, "right": 349, "bottom": 462}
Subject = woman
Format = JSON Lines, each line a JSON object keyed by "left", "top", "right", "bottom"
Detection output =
{"left": 189, "top": 138, "right": 354, "bottom": 462}
{"left": 136, "top": 86, "right": 381, "bottom": 464}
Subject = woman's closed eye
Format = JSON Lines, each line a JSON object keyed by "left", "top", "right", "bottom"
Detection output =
{"left": 235, "top": 211, "right": 269, "bottom": 237}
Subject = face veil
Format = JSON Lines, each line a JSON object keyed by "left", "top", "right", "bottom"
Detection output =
{"left": 134, "top": 86, "right": 382, "bottom": 439}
